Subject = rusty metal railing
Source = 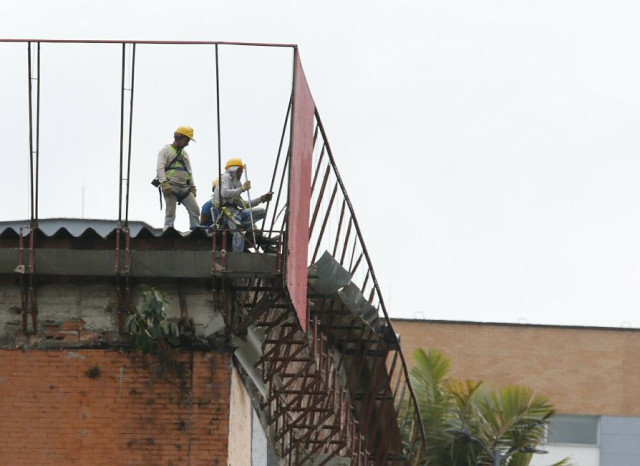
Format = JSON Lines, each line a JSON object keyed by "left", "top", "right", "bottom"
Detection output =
{"left": 307, "top": 110, "right": 427, "bottom": 462}
{"left": 259, "top": 85, "right": 427, "bottom": 461}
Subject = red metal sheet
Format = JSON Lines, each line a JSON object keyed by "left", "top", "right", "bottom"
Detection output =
{"left": 287, "top": 52, "right": 315, "bottom": 331}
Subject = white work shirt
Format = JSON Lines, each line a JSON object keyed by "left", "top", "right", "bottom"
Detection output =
{"left": 156, "top": 145, "right": 195, "bottom": 187}
{"left": 212, "top": 169, "right": 260, "bottom": 207}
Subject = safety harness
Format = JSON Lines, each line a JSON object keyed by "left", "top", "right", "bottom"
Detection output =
{"left": 165, "top": 151, "right": 190, "bottom": 179}
{"left": 155, "top": 148, "right": 189, "bottom": 210}
{"left": 213, "top": 195, "right": 247, "bottom": 228}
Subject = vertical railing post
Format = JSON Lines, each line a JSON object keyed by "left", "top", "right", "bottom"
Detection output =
{"left": 118, "top": 42, "right": 136, "bottom": 228}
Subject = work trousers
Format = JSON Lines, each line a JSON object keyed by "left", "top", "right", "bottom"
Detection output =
{"left": 164, "top": 182, "right": 200, "bottom": 230}
{"left": 220, "top": 206, "right": 266, "bottom": 252}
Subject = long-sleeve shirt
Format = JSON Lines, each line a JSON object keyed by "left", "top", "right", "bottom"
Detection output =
{"left": 156, "top": 144, "right": 195, "bottom": 187}
{"left": 212, "top": 170, "right": 260, "bottom": 208}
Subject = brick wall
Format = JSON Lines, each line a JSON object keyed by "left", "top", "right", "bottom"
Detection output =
{"left": 0, "top": 349, "right": 231, "bottom": 465}
{"left": 392, "top": 319, "right": 640, "bottom": 417}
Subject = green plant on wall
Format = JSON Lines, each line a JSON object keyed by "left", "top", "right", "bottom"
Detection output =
{"left": 125, "top": 285, "right": 180, "bottom": 355}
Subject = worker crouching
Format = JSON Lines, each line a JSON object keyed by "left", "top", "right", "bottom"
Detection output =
{"left": 156, "top": 126, "right": 200, "bottom": 230}
{"left": 212, "top": 158, "right": 273, "bottom": 252}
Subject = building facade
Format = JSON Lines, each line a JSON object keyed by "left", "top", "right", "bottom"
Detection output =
{"left": 0, "top": 217, "right": 424, "bottom": 464}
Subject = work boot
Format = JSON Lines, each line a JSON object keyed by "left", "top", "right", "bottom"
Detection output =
{"left": 254, "top": 233, "right": 280, "bottom": 252}
{"left": 264, "top": 234, "right": 280, "bottom": 246}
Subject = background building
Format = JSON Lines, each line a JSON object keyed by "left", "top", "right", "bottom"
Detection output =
{"left": 392, "top": 318, "right": 640, "bottom": 466}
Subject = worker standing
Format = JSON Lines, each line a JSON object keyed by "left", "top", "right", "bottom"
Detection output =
{"left": 213, "top": 158, "right": 273, "bottom": 252}
{"left": 156, "top": 126, "right": 199, "bottom": 230}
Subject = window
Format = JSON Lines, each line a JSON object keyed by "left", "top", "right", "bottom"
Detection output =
{"left": 546, "top": 414, "right": 599, "bottom": 445}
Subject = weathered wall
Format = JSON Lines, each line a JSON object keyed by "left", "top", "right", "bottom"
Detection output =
{"left": 0, "top": 278, "right": 225, "bottom": 347}
{"left": 0, "top": 348, "right": 231, "bottom": 465}
{"left": 252, "top": 409, "right": 271, "bottom": 466}
{"left": 392, "top": 319, "right": 640, "bottom": 417}
{"left": 228, "top": 366, "right": 252, "bottom": 466}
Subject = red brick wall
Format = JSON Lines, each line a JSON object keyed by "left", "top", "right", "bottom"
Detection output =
{"left": 0, "top": 349, "right": 231, "bottom": 465}
{"left": 392, "top": 319, "right": 640, "bottom": 417}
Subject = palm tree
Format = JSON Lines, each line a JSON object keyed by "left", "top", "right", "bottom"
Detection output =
{"left": 410, "top": 348, "right": 460, "bottom": 464}
{"left": 408, "top": 348, "right": 573, "bottom": 466}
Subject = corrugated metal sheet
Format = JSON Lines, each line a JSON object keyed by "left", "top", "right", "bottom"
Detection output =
{"left": 0, "top": 218, "right": 162, "bottom": 238}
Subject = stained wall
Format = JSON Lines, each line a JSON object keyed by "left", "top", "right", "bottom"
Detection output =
{"left": 0, "top": 349, "right": 231, "bottom": 465}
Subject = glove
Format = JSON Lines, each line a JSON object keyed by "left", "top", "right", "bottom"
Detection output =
{"left": 190, "top": 186, "right": 197, "bottom": 197}
{"left": 261, "top": 192, "right": 273, "bottom": 203}
{"left": 241, "top": 180, "right": 251, "bottom": 192}
{"left": 161, "top": 181, "right": 172, "bottom": 196}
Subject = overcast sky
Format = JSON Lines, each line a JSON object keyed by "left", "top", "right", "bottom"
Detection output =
{"left": 2, "top": 0, "right": 640, "bottom": 328}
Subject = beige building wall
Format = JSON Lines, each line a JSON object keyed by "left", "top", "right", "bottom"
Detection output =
{"left": 228, "top": 366, "right": 253, "bottom": 466}
{"left": 392, "top": 319, "right": 640, "bottom": 417}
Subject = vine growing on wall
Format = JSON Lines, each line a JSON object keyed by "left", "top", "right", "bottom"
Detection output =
{"left": 125, "top": 285, "right": 196, "bottom": 460}
{"left": 125, "top": 285, "right": 180, "bottom": 355}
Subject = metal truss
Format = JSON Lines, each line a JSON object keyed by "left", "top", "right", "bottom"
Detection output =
{"left": 216, "top": 269, "right": 424, "bottom": 464}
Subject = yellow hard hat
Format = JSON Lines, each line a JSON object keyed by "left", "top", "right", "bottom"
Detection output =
{"left": 175, "top": 125, "right": 195, "bottom": 141}
{"left": 211, "top": 178, "right": 219, "bottom": 191}
{"left": 225, "top": 158, "right": 244, "bottom": 170}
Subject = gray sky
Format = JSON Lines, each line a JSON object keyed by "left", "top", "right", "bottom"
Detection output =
{"left": 2, "top": 0, "right": 640, "bottom": 328}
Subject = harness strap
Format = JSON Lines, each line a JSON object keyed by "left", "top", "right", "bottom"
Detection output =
{"left": 220, "top": 206, "right": 242, "bottom": 226}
